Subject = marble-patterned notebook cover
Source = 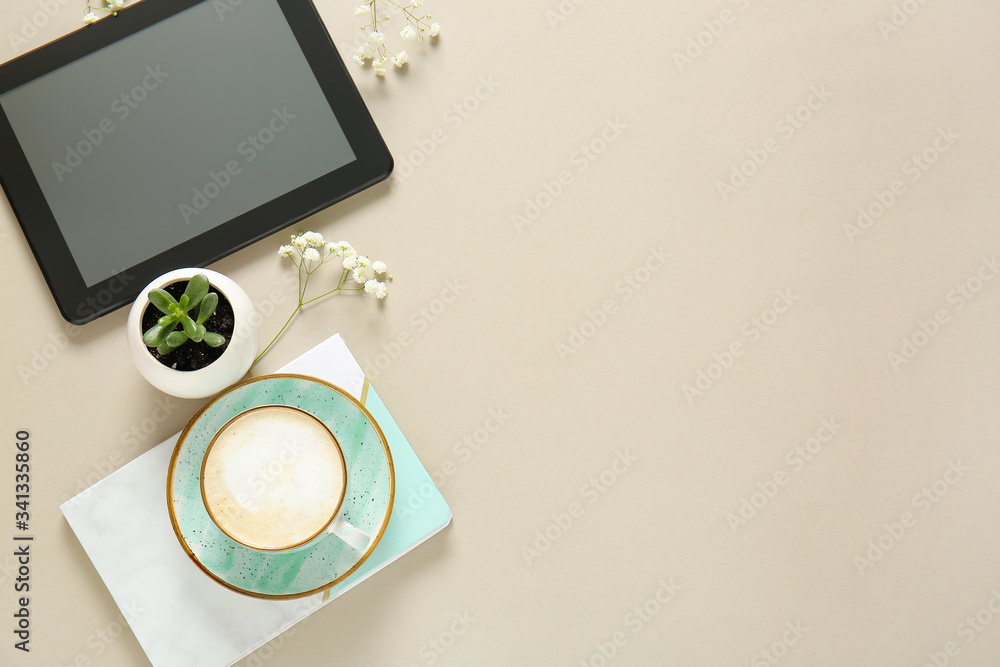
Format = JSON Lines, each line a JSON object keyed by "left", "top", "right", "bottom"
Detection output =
{"left": 60, "top": 334, "right": 452, "bottom": 667}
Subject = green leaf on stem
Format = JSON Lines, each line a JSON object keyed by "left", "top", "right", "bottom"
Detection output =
{"left": 197, "top": 292, "right": 218, "bottom": 324}
{"left": 148, "top": 289, "right": 176, "bottom": 314}
{"left": 142, "top": 324, "right": 168, "bottom": 347}
{"left": 203, "top": 332, "right": 225, "bottom": 348}
{"left": 184, "top": 274, "right": 210, "bottom": 309}
{"left": 166, "top": 331, "right": 189, "bottom": 348}
{"left": 180, "top": 315, "right": 197, "bottom": 338}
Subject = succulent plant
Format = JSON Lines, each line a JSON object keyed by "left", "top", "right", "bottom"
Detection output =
{"left": 141, "top": 274, "right": 226, "bottom": 355}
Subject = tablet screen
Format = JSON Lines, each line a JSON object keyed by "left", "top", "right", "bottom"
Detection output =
{"left": 0, "top": 0, "right": 356, "bottom": 287}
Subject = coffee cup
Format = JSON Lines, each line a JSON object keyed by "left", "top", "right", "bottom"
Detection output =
{"left": 199, "top": 405, "right": 371, "bottom": 552}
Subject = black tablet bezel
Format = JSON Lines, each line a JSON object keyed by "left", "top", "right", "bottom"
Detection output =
{"left": 0, "top": 0, "right": 392, "bottom": 324}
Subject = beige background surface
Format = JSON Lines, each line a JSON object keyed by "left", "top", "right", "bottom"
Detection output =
{"left": 2, "top": 0, "right": 1000, "bottom": 665}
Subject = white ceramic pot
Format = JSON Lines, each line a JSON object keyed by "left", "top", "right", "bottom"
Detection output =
{"left": 127, "top": 268, "right": 258, "bottom": 399}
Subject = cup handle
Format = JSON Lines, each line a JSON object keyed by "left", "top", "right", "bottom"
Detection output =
{"left": 328, "top": 514, "right": 371, "bottom": 551}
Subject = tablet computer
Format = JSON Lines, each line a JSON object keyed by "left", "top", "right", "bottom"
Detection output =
{"left": 0, "top": 0, "right": 392, "bottom": 324}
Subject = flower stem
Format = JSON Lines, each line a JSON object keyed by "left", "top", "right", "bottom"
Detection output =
{"left": 248, "top": 303, "right": 300, "bottom": 376}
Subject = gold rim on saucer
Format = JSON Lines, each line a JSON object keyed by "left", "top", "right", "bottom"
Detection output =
{"left": 166, "top": 373, "right": 395, "bottom": 600}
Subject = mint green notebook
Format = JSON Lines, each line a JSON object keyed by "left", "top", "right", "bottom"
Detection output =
{"left": 61, "top": 334, "right": 452, "bottom": 667}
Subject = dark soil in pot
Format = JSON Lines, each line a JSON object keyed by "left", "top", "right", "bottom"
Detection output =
{"left": 140, "top": 280, "right": 236, "bottom": 372}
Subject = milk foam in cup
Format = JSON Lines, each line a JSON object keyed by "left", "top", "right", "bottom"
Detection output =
{"left": 201, "top": 405, "right": 370, "bottom": 552}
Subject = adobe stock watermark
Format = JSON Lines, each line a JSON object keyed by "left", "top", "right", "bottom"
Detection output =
{"left": 395, "top": 408, "right": 508, "bottom": 521}
{"left": 231, "top": 284, "right": 292, "bottom": 350}
{"left": 17, "top": 269, "right": 136, "bottom": 384}
{"left": 361, "top": 278, "right": 468, "bottom": 382}
{"left": 544, "top": 0, "right": 593, "bottom": 29}
{"left": 853, "top": 459, "right": 968, "bottom": 575}
{"left": 213, "top": 0, "right": 248, "bottom": 21}
{"left": 237, "top": 598, "right": 321, "bottom": 667}
{"left": 51, "top": 66, "right": 170, "bottom": 183}
{"left": 556, "top": 245, "right": 668, "bottom": 361}
{"left": 60, "top": 396, "right": 183, "bottom": 506}
{"left": 578, "top": 579, "right": 681, "bottom": 667}
{"left": 726, "top": 417, "right": 843, "bottom": 531}
{"left": 179, "top": 106, "right": 296, "bottom": 224}
{"left": 395, "top": 75, "right": 501, "bottom": 181}
{"left": 750, "top": 620, "right": 808, "bottom": 667}
{"left": 887, "top": 255, "right": 997, "bottom": 372}
{"left": 877, "top": 0, "right": 934, "bottom": 40}
{"left": 401, "top": 611, "right": 477, "bottom": 667}
{"left": 673, "top": 0, "right": 755, "bottom": 73}
{"left": 426, "top": 406, "right": 510, "bottom": 490}
{"left": 682, "top": 288, "right": 799, "bottom": 404}
{"left": 521, "top": 449, "right": 638, "bottom": 566}
{"left": 511, "top": 117, "right": 627, "bottom": 233}
{"left": 239, "top": 626, "right": 298, "bottom": 667}
{"left": 7, "top": 0, "right": 77, "bottom": 54}
{"left": 716, "top": 84, "right": 834, "bottom": 203}
{"left": 203, "top": 431, "right": 326, "bottom": 530}
{"left": 56, "top": 600, "right": 144, "bottom": 667}
{"left": 921, "top": 587, "right": 1000, "bottom": 667}
{"left": 844, "top": 127, "right": 959, "bottom": 243}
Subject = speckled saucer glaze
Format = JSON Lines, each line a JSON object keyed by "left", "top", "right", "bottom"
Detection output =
{"left": 166, "top": 374, "right": 394, "bottom": 599}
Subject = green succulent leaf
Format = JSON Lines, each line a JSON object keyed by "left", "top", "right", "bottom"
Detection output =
{"left": 156, "top": 341, "right": 174, "bottom": 356}
{"left": 202, "top": 332, "right": 226, "bottom": 348}
{"left": 148, "top": 289, "right": 176, "bottom": 314}
{"left": 184, "top": 274, "right": 210, "bottom": 310}
{"left": 180, "top": 314, "right": 197, "bottom": 338}
{"left": 190, "top": 323, "right": 206, "bottom": 343}
{"left": 157, "top": 315, "right": 176, "bottom": 328}
{"left": 178, "top": 294, "right": 190, "bottom": 312}
{"left": 142, "top": 324, "right": 168, "bottom": 347}
{"left": 166, "top": 331, "right": 189, "bottom": 348}
{"left": 197, "top": 292, "right": 218, "bottom": 324}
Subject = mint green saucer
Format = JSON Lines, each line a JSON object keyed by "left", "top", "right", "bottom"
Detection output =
{"left": 167, "top": 374, "right": 394, "bottom": 599}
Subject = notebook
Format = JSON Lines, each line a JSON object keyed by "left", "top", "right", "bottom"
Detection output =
{"left": 60, "top": 334, "right": 451, "bottom": 667}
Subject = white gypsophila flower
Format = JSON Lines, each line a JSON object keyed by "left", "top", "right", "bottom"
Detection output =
{"left": 429, "top": 23, "right": 440, "bottom": 37}
{"left": 357, "top": 256, "right": 371, "bottom": 268}
{"left": 369, "top": 31, "right": 385, "bottom": 44}
{"left": 372, "top": 260, "right": 387, "bottom": 275}
{"left": 83, "top": 10, "right": 97, "bottom": 23}
{"left": 394, "top": 51, "right": 409, "bottom": 68}
{"left": 301, "top": 231, "right": 325, "bottom": 248}
{"left": 362, "top": 41, "right": 378, "bottom": 58}
{"left": 302, "top": 248, "right": 321, "bottom": 262}
{"left": 364, "top": 279, "right": 379, "bottom": 295}
{"left": 336, "top": 240, "right": 354, "bottom": 254}
{"left": 354, "top": 4, "right": 369, "bottom": 16}
{"left": 343, "top": 255, "right": 359, "bottom": 270}
{"left": 278, "top": 245, "right": 295, "bottom": 258}
{"left": 374, "top": 282, "right": 388, "bottom": 299}
{"left": 412, "top": 0, "right": 423, "bottom": 7}
{"left": 353, "top": 54, "right": 366, "bottom": 66}
{"left": 325, "top": 242, "right": 338, "bottom": 255}
{"left": 400, "top": 25, "right": 417, "bottom": 40}
{"left": 110, "top": 0, "right": 125, "bottom": 9}
{"left": 374, "top": 66, "right": 386, "bottom": 76}
{"left": 353, "top": 268, "right": 367, "bottom": 284}
{"left": 292, "top": 235, "right": 307, "bottom": 249}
